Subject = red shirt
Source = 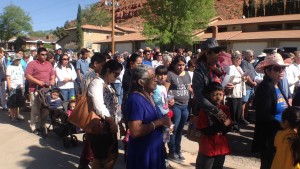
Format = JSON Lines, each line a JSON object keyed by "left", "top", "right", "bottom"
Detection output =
{"left": 25, "top": 60, "right": 55, "bottom": 92}
{"left": 196, "top": 104, "right": 230, "bottom": 156}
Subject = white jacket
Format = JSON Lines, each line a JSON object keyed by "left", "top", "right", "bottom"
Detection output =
{"left": 226, "top": 65, "right": 246, "bottom": 98}
{"left": 55, "top": 64, "right": 77, "bottom": 89}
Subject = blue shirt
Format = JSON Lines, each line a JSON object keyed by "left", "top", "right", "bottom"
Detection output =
{"left": 152, "top": 84, "right": 169, "bottom": 115}
{"left": 142, "top": 60, "right": 152, "bottom": 66}
{"left": 76, "top": 59, "right": 90, "bottom": 78}
{"left": 275, "top": 87, "right": 288, "bottom": 122}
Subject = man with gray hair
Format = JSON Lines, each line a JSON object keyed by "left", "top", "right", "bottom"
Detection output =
{"left": 240, "top": 49, "right": 257, "bottom": 125}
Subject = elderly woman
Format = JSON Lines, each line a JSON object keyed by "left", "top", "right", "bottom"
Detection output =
{"left": 88, "top": 60, "right": 123, "bottom": 169}
{"left": 226, "top": 51, "right": 247, "bottom": 131}
{"left": 125, "top": 64, "right": 171, "bottom": 169}
{"left": 163, "top": 53, "right": 172, "bottom": 68}
{"left": 253, "top": 53, "right": 290, "bottom": 169}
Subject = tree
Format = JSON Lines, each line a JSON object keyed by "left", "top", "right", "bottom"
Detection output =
{"left": 141, "top": 0, "right": 215, "bottom": 50}
{"left": 0, "top": 4, "right": 32, "bottom": 46}
{"left": 243, "top": 0, "right": 249, "bottom": 18}
{"left": 53, "top": 26, "right": 68, "bottom": 39}
{"left": 265, "top": 0, "right": 272, "bottom": 16}
{"left": 277, "top": 0, "right": 284, "bottom": 15}
{"left": 82, "top": 3, "right": 111, "bottom": 26}
{"left": 248, "top": 0, "right": 256, "bottom": 17}
{"left": 257, "top": 0, "right": 265, "bottom": 16}
{"left": 76, "top": 4, "right": 83, "bottom": 50}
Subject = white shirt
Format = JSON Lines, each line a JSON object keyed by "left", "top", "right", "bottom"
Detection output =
{"left": 55, "top": 64, "right": 77, "bottom": 89}
{"left": 227, "top": 65, "right": 246, "bottom": 98}
{"left": 287, "top": 63, "right": 300, "bottom": 94}
{"left": 6, "top": 64, "right": 24, "bottom": 88}
{"left": 88, "top": 77, "right": 110, "bottom": 118}
{"left": 114, "top": 65, "right": 124, "bottom": 83}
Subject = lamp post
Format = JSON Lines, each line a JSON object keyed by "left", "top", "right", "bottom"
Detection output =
{"left": 105, "top": 0, "right": 118, "bottom": 54}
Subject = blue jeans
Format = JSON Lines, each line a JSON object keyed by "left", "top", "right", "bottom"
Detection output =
{"left": 60, "top": 88, "right": 75, "bottom": 101}
{"left": 168, "top": 104, "right": 189, "bottom": 154}
{"left": 113, "top": 83, "right": 123, "bottom": 105}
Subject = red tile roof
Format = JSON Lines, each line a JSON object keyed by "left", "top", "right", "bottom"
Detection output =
{"left": 65, "top": 24, "right": 123, "bottom": 33}
{"left": 229, "top": 30, "right": 300, "bottom": 41}
{"left": 211, "top": 14, "right": 300, "bottom": 26}
{"left": 197, "top": 31, "right": 242, "bottom": 41}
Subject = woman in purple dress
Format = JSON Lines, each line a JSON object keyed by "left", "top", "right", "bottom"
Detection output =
{"left": 125, "top": 64, "right": 172, "bottom": 169}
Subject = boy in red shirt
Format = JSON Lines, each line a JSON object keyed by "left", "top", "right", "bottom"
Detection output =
{"left": 196, "top": 82, "right": 232, "bottom": 169}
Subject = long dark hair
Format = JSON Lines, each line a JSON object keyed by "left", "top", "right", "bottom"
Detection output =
{"left": 168, "top": 55, "right": 186, "bottom": 72}
{"left": 282, "top": 106, "right": 300, "bottom": 166}
{"left": 100, "top": 60, "right": 123, "bottom": 77}
{"left": 57, "top": 54, "right": 72, "bottom": 70}
{"left": 125, "top": 53, "right": 142, "bottom": 69}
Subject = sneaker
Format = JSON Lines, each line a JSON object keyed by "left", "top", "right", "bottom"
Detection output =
{"left": 168, "top": 153, "right": 182, "bottom": 163}
{"left": 232, "top": 125, "right": 240, "bottom": 132}
{"left": 240, "top": 119, "right": 250, "bottom": 126}
{"left": 32, "top": 128, "right": 40, "bottom": 135}
{"left": 17, "top": 114, "right": 24, "bottom": 120}
{"left": 177, "top": 152, "right": 185, "bottom": 161}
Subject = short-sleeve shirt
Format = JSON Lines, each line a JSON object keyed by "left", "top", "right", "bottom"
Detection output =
{"left": 76, "top": 59, "right": 90, "bottom": 78}
{"left": 167, "top": 71, "right": 191, "bottom": 105}
{"left": 275, "top": 87, "right": 288, "bottom": 122}
{"left": 6, "top": 64, "right": 24, "bottom": 88}
{"left": 25, "top": 60, "right": 55, "bottom": 92}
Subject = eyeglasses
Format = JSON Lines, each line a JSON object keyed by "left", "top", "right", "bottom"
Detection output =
{"left": 113, "top": 72, "right": 120, "bottom": 78}
{"left": 142, "top": 76, "right": 157, "bottom": 81}
{"left": 40, "top": 53, "right": 47, "bottom": 56}
{"left": 62, "top": 58, "right": 69, "bottom": 61}
{"left": 272, "top": 66, "right": 285, "bottom": 72}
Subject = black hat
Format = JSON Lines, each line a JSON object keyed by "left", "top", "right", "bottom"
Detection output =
{"left": 201, "top": 38, "right": 225, "bottom": 51}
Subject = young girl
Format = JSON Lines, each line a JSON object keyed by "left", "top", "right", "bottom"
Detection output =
{"left": 271, "top": 106, "right": 300, "bottom": 169}
{"left": 67, "top": 100, "right": 76, "bottom": 117}
{"left": 196, "top": 82, "right": 232, "bottom": 169}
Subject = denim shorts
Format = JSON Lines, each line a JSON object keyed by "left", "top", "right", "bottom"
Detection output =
{"left": 242, "top": 89, "right": 254, "bottom": 103}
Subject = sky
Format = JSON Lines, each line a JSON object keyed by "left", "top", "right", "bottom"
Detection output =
{"left": 0, "top": 0, "right": 100, "bottom": 31}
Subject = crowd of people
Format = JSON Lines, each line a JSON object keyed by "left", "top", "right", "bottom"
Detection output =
{"left": 1, "top": 38, "right": 300, "bottom": 169}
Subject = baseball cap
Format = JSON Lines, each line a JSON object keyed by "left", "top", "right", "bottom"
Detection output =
{"left": 201, "top": 38, "right": 225, "bottom": 51}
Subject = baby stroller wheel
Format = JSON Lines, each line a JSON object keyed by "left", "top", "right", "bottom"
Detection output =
{"left": 82, "top": 133, "right": 86, "bottom": 142}
{"left": 70, "top": 135, "right": 78, "bottom": 147}
{"left": 63, "top": 137, "right": 72, "bottom": 148}
{"left": 40, "top": 126, "right": 48, "bottom": 139}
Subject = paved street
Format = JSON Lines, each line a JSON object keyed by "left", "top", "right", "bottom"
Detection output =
{"left": 0, "top": 110, "right": 260, "bottom": 169}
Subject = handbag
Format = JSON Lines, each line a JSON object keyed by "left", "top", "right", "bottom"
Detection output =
{"left": 67, "top": 87, "right": 107, "bottom": 135}
{"left": 186, "top": 115, "right": 202, "bottom": 142}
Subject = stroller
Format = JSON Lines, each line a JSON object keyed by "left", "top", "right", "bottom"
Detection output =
{"left": 37, "top": 88, "right": 83, "bottom": 148}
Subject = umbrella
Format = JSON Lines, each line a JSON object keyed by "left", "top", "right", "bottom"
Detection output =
{"left": 218, "top": 52, "right": 232, "bottom": 67}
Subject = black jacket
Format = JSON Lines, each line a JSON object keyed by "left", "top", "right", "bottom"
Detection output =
{"left": 252, "top": 76, "right": 290, "bottom": 153}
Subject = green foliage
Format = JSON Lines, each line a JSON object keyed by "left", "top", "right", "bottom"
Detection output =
{"left": 243, "top": 0, "right": 249, "bottom": 18}
{"left": 257, "top": 0, "right": 264, "bottom": 17}
{"left": 141, "top": 0, "right": 215, "bottom": 50}
{"left": 29, "top": 30, "right": 52, "bottom": 37}
{"left": 53, "top": 27, "right": 69, "bottom": 39}
{"left": 248, "top": 0, "right": 256, "bottom": 17}
{"left": 82, "top": 3, "right": 111, "bottom": 26}
{"left": 76, "top": 4, "right": 83, "bottom": 50}
{"left": 0, "top": 4, "right": 32, "bottom": 42}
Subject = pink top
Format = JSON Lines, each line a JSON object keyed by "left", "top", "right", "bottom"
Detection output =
{"left": 25, "top": 60, "right": 55, "bottom": 92}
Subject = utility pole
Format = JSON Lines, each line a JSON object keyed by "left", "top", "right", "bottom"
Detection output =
{"left": 112, "top": 0, "right": 115, "bottom": 54}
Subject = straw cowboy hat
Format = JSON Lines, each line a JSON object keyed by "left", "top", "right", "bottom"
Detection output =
{"left": 255, "top": 53, "right": 290, "bottom": 73}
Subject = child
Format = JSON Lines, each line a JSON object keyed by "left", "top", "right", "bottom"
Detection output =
{"left": 66, "top": 99, "right": 76, "bottom": 117}
{"left": 271, "top": 106, "right": 300, "bottom": 169}
{"left": 196, "top": 82, "right": 232, "bottom": 169}
{"left": 47, "top": 88, "right": 63, "bottom": 110}
{"left": 6, "top": 55, "right": 25, "bottom": 123}
{"left": 152, "top": 65, "right": 174, "bottom": 167}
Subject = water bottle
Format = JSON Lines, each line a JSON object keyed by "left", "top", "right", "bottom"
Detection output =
{"left": 163, "top": 127, "right": 170, "bottom": 143}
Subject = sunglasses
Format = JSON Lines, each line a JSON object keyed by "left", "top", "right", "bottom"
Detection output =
{"left": 272, "top": 66, "right": 285, "bottom": 72}
{"left": 113, "top": 72, "right": 120, "bottom": 78}
{"left": 40, "top": 53, "right": 47, "bottom": 56}
{"left": 62, "top": 58, "right": 69, "bottom": 61}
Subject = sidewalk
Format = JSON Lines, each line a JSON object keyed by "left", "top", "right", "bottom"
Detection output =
{"left": 0, "top": 110, "right": 260, "bottom": 169}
